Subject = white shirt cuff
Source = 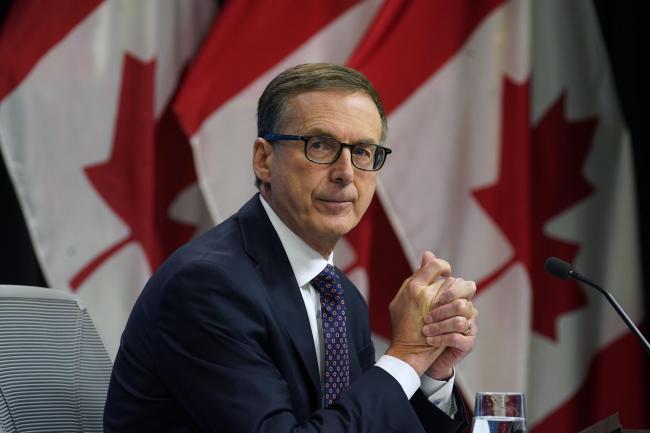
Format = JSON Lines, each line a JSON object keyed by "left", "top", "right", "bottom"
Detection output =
{"left": 375, "top": 356, "right": 457, "bottom": 417}
{"left": 374, "top": 355, "right": 420, "bottom": 399}
{"left": 421, "top": 369, "right": 456, "bottom": 416}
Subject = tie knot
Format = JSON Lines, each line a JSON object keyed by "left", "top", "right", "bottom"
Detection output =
{"left": 311, "top": 264, "right": 343, "bottom": 296}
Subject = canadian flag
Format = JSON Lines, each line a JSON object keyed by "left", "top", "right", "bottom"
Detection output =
{"left": 175, "top": 0, "right": 648, "bottom": 431}
{"left": 1, "top": 0, "right": 647, "bottom": 430}
{"left": 0, "top": 0, "right": 216, "bottom": 357}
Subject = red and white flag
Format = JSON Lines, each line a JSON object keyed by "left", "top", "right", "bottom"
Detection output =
{"left": 352, "top": 0, "right": 647, "bottom": 429}
{"left": 2, "top": 0, "right": 645, "bottom": 429}
{"left": 176, "top": 0, "right": 647, "bottom": 430}
{"left": 0, "top": 0, "right": 216, "bottom": 357}
{"left": 174, "top": 0, "right": 384, "bottom": 221}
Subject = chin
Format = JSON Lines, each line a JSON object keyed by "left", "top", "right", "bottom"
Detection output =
{"left": 318, "top": 218, "right": 359, "bottom": 239}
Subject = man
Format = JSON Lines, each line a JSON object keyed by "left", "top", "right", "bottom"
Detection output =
{"left": 104, "top": 63, "right": 478, "bottom": 432}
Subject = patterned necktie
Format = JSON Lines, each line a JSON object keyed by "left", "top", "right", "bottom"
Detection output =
{"left": 311, "top": 264, "right": 350, "bottom": 407}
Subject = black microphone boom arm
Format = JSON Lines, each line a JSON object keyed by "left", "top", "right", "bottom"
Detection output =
{"left": 544, "top": 257, "right": 650, "bottom": 356}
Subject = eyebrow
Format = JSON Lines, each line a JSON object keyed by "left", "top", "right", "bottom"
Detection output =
{"left": 304, "top": 128, "right": 379, "bottom": 145}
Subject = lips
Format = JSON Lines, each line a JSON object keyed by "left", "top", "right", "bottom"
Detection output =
{"left": 319, "top": 198, "right": 353, "bottom": 203}
{"left": 316, "top": 191, "right": 356, "bottom": 203}
{"left": 315, "top": 198, "right": 354, "bottom": 212}
{"left": 316, "top": 195, "right": 355, "bottom": 205}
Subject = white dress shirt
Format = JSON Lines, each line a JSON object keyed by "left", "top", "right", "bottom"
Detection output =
{"left": 259, "top": 196, "right": 456, "bottom": 415}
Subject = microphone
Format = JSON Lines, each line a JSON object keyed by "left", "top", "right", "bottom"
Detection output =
{"left": 544, "top": 257, "right": 650, "bottom": 355}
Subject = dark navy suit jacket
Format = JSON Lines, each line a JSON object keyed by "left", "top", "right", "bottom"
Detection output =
{"left": 104, "top": 195, "right": 467, "bottom": 433}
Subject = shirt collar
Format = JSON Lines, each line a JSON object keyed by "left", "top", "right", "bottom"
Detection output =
{"left": 259, "top": 195, "right": 333, "bottom": 287}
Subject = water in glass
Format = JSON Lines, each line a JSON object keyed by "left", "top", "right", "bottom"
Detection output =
{"left": 471, "top": 416, "right": 527, "bottom": 433}
{"left": 471, "top": 392, "right": 527, "bottom": 433}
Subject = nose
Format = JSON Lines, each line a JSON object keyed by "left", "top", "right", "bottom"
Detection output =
{"left": 329, "top": 147, "right": 354, "bottom": 184}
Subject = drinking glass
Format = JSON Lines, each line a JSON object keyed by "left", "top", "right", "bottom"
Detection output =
{"left": 471, "top": 392, "right": 527, "bottom": 433}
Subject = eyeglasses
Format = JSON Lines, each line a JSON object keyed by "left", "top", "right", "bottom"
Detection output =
{"left": 262, "top": 134, "right": 392, "bottom": 171}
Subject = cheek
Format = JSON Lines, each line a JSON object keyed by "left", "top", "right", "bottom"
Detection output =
{"left": 361, "top": 174, "right": 377, "bottom": 196}
{"left": 280, "top": 169, "right": 315, "bottom": 208}
{"left": 355, "top": 176, "right": 376, "bottom": 212}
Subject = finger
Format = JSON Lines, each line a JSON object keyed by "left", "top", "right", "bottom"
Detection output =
{"left": 425, "top": 320, "right": 477, "bottom": 349}
{"left": 425, "top": 297, "right": 475, "bottom": 323}
{"left": 434, "top": 278, "right": 477, "bottom": 306}
{"left": 422, "top": 315, "right": 471, "bottom": 337}
{"left": 424, "top": 277, "right": 456, "bottom": 311}
{"left": 420, "top": 251, "right": 436, "bottom": 268}
{"left": 425, "top": 333, "right": 475, "bottom": 351}
{"left": 410, "top": 255, "right": 451, "bottom": 288}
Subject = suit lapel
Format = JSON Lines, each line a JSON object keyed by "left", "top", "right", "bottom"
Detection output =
{"left": 238, "top": 196, "right": 322, "bottom": 401}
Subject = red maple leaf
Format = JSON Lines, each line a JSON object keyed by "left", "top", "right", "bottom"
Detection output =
{"left": 70, "top": 54, "right": 197, "bottom": 290}
{"left": 472, "top": 77, "right": 597, "bottom": 340}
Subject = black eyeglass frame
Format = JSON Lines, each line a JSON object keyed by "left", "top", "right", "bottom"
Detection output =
{"left": 262, "top": 133, "right": 392, "bottom": 171}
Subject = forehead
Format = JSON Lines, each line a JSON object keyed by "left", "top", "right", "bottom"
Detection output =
{"left": 282, "top": 90, "right": 382, "bottom": 142}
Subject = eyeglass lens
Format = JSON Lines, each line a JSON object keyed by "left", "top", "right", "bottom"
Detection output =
{"left": 305, "top": 136, "right": 385, "bottom": 171}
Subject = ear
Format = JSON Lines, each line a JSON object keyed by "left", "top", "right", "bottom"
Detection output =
{"left": 252, "top": 137, "right": 274, "bottom": 184}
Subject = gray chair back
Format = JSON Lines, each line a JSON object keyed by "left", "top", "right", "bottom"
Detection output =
{"left": 0, "top": 285, "right": 112, "bottom": 433}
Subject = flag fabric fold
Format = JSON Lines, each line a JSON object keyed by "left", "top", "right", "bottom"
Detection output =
{"left": 1, "top": 0, "right": 646, "bottom": 430}
{"left": 0, "top": 0, "right": 216, "bottom": 357}
{"left": 175, "top": 0, "right": 647, "bottom": 430}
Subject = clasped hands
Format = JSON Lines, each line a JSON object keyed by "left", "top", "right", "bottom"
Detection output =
{"left": 386, "top": 251, "right": 478, "bottom": 380}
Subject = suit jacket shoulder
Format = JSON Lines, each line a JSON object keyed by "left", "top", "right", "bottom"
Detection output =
{"left": 104, "top": 194, "right": 466, "bottom": 433}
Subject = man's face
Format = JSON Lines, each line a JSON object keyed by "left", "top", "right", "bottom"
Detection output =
{"left": 255, "top": 90, "right": 382, "bottom": 256}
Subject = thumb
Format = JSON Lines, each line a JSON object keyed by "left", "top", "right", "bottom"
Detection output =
{"left": 411, "top": 252, "right": 451, "bottom": 288}
{"left": 420, "top": 251, "right": 437, "bottom": 269}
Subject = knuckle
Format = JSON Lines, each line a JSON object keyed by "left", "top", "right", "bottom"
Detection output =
{"left": 439, "top": 288, "right": 454, "bottom": 304}
{"left": 425, "top": 323, "right": 439, "bottom": 336}
{"left": 406, "top": 279, "right": 421, "bottom": 296}
{"left": 427, "top": 336, "right": 442, "bottom": 347}
{"left": 406, "top": 288, "right": 418, "bottom": 302}
{"left": 407, "top": 286, "right": 418, "bottom": 298}
{"left": 452, "top": 299, "right": 464, "bottom": 313}
{"left": 435, "top": 292, "right": 449, "bottom": 306}
{"left": 432, "top": 258, "right": 451, "bottom": 274}
{"left": 447, "top": 333, "right": 462, "bottom": 347}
